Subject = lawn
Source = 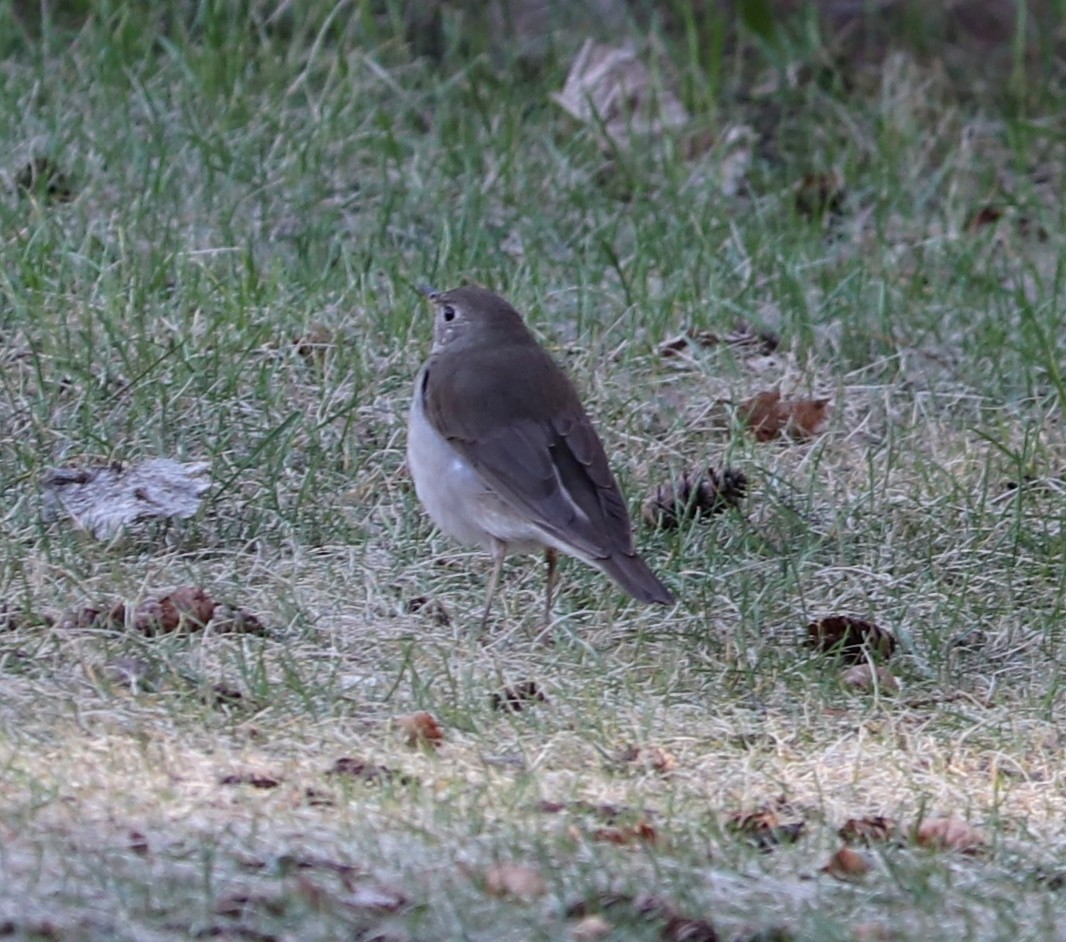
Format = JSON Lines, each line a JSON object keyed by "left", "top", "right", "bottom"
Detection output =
{"left": 1, "top": 2, "right": 1065, "bottom": 940}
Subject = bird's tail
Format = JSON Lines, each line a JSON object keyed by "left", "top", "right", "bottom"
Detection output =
{"left": 598, "top": 552, "right": 674, "bottom": 605}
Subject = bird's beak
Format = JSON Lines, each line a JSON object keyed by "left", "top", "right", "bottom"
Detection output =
{"left": 417, "top": 284, "right": 440, "bottom": 302}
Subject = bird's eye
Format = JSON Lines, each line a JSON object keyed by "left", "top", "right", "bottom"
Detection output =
{"left": 442, "top": 305, "right": 457, "bottom": 322}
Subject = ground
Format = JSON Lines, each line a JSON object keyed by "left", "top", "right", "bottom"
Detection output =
{"left": 1, "top": 3, "right": 1065, "bottom": 940}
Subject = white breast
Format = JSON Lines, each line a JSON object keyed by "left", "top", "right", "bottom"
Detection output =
{"left": 407, "top": 370, "right": 546, "bottom": 555}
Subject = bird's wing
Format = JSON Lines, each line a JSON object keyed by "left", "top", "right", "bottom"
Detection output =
{"left": 422, "top": 345, "right": 635, "bottom": 559}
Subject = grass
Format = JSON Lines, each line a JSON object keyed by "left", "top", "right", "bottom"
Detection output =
{"left": 2, "top": 1, "right": 1066, "bottom": 939}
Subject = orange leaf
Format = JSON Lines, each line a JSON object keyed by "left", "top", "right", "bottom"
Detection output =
{"left": 914, "top": 817, "right": 987, "bottom": 855}
{"left": 396, "top": 711, "right": 444, "bottom": 747}
{"left": 839, "top": 815, "right": 898, "bottom": 845}
{"left": 739, "top": 389, "right": 829, "bottom": 442}
{"left": 821, "top": 846, "right": 872, "bottom": 880}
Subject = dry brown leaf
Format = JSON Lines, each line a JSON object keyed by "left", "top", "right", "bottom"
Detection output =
{"left": 842, "top": 663, "right": 900, "bottom": 694}
{"left": 15, "top": 156, "right": 75, "bottom": 202}
{"left": 795, "top": 170, "right": 846, "bottom": 219}
{"left": 128, "top": 830, "right": 150, "bottom": 857}
{"left": 482, "top": 863, "right": 547, "bottom": 901}
{"left": 839, "top": 815, "right": 899, "bottom": 845}
{"left": 642, "top": 467, "right": 747, "bottom": 529}
{"left": 663, "top": 915, "right": 719, "bottom": 941}
{"left": 219, "top": 772, "right": 281, "bottom": 789}
{"left": 966, "top": 204, "right": 1004, "bottom": 231}
{"left": 590, "top": 820, "right": 658, "bottom": 845}
{"left": 115, "top": 586, "right": 218, "bottom": 635}
{"left": 739, "top": 390, "right": 830, "bottom": 442}
{"left": 405, "top": 595, "right": 451, "bottom": 626}
{"left": 326, "top": 758, "right": 413, "bottom": 786}
{"left": 565, "top": 894, "right": 718, "bottom": 941}
{"left": 58, "top": 606, "right": 104, "bottom": 629}
{"left": 42, "top": 459, "right": 211, "bottom": 538}
{"left": 208, "top": 604, "right": 268, "bottom": 635}
{"left": 396, "top": 710, "right": 444, "bottom": 748}
{"left": 727, "top": 807, "right": 805, "bottom": 850}
{"left": 808, "top": 616, "right": 896, "bottom": 663}
{"left": 206, "top": 682, "right": 243, "bottom": 707}
{"left": 821, "top": 846, "right": 872, "bottom": 881}
{"left": 913, "top": 817, "right": 987, "bottom": 855}
{"left": 551, "top": 39, "right": 688, "bottom": 147}
{"left": 491, "top": 680, "right": 547, "bottom": 712}
{"left": 213, "top": 890, "right": 285, "bottom": 919}
{"left": 535, "top": 800, "right": 652, "bottom": 824}
{"left": 71, "top": 589, "right": 265, "bottom": 637}
{"left": 619, "top": 745, "right": 678, "bottom": 775}
{"left": 293, "top": 324, "right": 335, "bottom": 367}
{"left": 658, "top": 324, "right": 778, "bottom": 360}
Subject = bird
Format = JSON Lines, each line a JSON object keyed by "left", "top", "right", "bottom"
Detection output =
{"left": 407, "top": 284, "right": 673, "bottom": 629}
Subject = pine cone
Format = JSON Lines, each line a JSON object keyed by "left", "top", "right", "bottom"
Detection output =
{"left": 643, "top": 467, "right": 748, "bottom": 529}
{"left": 807, "top": 615, "right": 896, "bottom": 663}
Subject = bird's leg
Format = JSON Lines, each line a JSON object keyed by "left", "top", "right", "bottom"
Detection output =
{"left": 480, "top": 539, "right": 507, "bottom": 631}
{"left": 544, "top": 547, "right": 558, "bottom": 628}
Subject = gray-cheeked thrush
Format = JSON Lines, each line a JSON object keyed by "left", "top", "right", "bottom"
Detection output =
{"left": 407, "top": 285, "right": 673, "bottom": 628}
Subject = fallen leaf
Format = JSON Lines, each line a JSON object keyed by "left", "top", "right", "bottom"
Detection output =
{"left": 41, "top": 459, "right": 211, "bottom": 538}
{"left": 642, "top": 467, "right": 747, "bottom": 529}
{"left": 842, "top": 663, "right": 899, "bottom": 694}
{"left": 535, "top": 800, "right": 653, "bottom": 823}
{"left": 913, "top": 817, "right": 987, "bottom": 855}
{"left": 662, "top": 915, "right": 719, "bottom": 941}
{"left": 732, "top": 926, "right": 795, "bottom": 942}
{"left": 209, "top": 604, "right": 269, "bottom": 635}
{"left": 0, "top": 602, "right": 53, "bottom": 631}
{"left": 565, "top": 893, "right": 640, "bottom": 918}
{"left": 566, "top": 894, "right": 717, "bottom": 940}
{"left": 821, "top": 846, "right": 872, "bottom": 880}
{"left": 658, "top": 324, "right": 778, "bottom": 359}
{"left": 966, "top": 204, "right": 1004, "bottom": 231}
{"left": 396, "top": 710, "right": 444, "bottom": 747}
{"left": 591, "top": 820, "right": 658, "bottom": 845}
{"left": 838, "top": 815, "right": 899, "bottom": 845}
{"left": 482, "top": 863, "right": 547, "bottom": 900}
{"left": 807, "top": 616, "right": 896, "bottom": 663}
{"left": 15, "top": 156, "right": 75, "bottom": 202}
{"left": 491, "top": 680, "right": 547, "bottom": 712}
{"left": 551, "top": 39, "right": 688, "bottom": 147}
{"left": 727, "top": 807, "right": 805, "bottom": 851}
{"left": 57, "top": 606, "right": 104, "bottom": 630}
{"left": 213, "top": 891, "right": 286, "bottom": 918}
{"left": 293, "top": 324, "right": 335, "bottom": 368}
{"left": 326, "top": 758, "right": 413, "bottom": 786}
{"left": 120, "top": 586, "right": 218, "bottom": 635}
{"left": 739, "top": 390, "right": 830, "bottom": 442}
{"left": 795, "top": 170, "right": 846, "bottom": 219}
{"left": 128, "top": 830, "right": 150, "bottom": 856}
{"left": 206, "top": 682, "right": 244, "bottom": 707}
{"left": 219, "top": 773, "right": 281, "bottom": 789}
{"left": 618, "top": 745, "right": 678, "bottom": 775}
{"left": 303, "top": 788, "right": 335, "bottom": 808}
{"left": 405, "top": 595, "right": 451, "bottom": 626}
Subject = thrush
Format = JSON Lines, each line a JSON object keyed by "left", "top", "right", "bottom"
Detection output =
{"left": 407, "top": 285, "right": 672, "bottom": 628}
